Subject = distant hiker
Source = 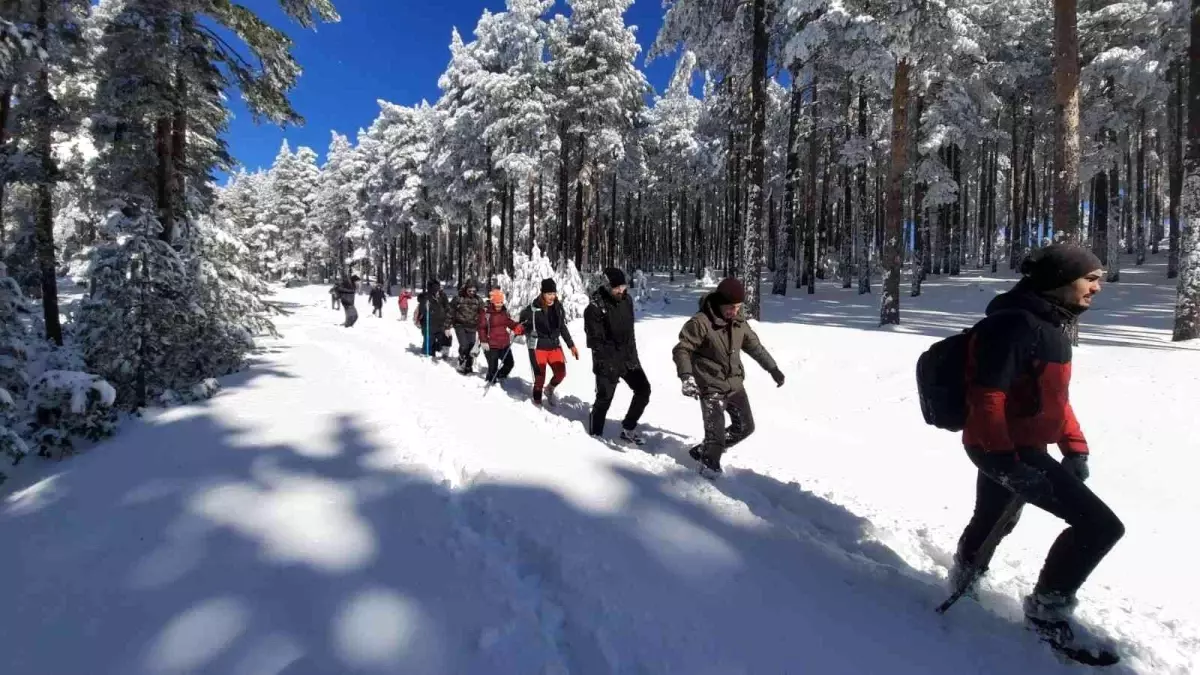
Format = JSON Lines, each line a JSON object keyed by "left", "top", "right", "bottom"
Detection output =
{"left": 335, "top": 275, "right": 360, "bottom": 327}
{"left": 415, "top": 280, "right": 453, "bottom": 359}
{"left": 672, "top": 278, "right": 784, "bottom": 475}
{"left": 398, "top": 289, "right": 413, "bottom": 321}
{"left": 947, "top": 243, "right": 1122, "bottom": 658}
{"left": 519, "top": 278, "right": 578, "bottom": 407}
{"left": 584, "top": 267, "right": 650, "bottom": 445}
{"left": 449, "top": 279, "right": 485, "bottom": 374}
{"left": 478, "top": 288, "right": 524, "bottom": 382}
{"left": 369, "top": 284, "right": 387, "bottom": 318}
{"left": 329, "top": 283, "right": 341, "bottom": 310}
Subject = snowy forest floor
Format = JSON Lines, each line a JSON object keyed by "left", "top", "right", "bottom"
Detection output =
{"left": 1, "top": 255, "right": 1197, "bottom": 675}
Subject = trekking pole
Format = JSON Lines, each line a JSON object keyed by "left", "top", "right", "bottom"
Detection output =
{"left": 482, "top": 345, "right": 514, "bottom": 397}
{"left": 936, "top": 498, "right": 1024, "bottom": 615}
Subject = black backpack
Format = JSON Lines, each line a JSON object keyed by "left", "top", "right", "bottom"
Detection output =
{"left": 916, "top": 329, "right": 974, "bottom": 432}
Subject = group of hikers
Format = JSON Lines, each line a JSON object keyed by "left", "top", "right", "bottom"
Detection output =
{"left": 330, "top": 277, "right": 413, "bottom": 326}
{"left": 325, "top": 242, "right": 1123, "bottom": 663}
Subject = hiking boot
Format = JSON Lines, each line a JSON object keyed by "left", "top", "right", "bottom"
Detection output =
{"left": 1023, "top": 589, "right": 1079, "bottom": 624}
{"left": 947, "top": 553, "right": 985, "bottom": 599}
{"left": 543, "top": 385, "right": 558, "bottom": 407}
{"left": 619, "top": 429, "right": 646, "bottom": 446}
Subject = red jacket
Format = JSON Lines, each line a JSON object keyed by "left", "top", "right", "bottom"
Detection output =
{"left": 478, "top": 305, "right": 523, "bottom": 349}
{"left": 398, "top": 291, "right": 412, "bottom": 310}
{"left": 963, "top": 285, "right": 1088, "bottom": 455}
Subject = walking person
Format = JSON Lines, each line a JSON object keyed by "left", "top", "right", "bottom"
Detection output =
{"left": 334, "top": 275, "right": 360, "bottom": 328}
{"left": 369, "top": 284, "right": 387, "bottom": 318}
{"left": 672, "top": 278, "right": 784, "bottom": 475}
{"left": 584, "top": 267, "right": 651, "bottom": 445}
{"left": 518, "top": 279, "right": 578, "bottom": 407}
{"left": 398, "top": 289, "right": 413, "bottom": 321}
{"left": 449, "top": 279, "right": 485, "bottom": 374}
{"left": 415, "top": 280, "right": 452, "bottom": 359}
{"left": 947, "top": 243, "right": 1123, "bottom": 662}
{"left": 478, "top": 289, "right": 523, "bottom": 383}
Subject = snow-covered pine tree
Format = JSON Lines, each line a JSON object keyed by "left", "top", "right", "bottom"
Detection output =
{"left": 1174, "top": 0, "right": 1200, "bottom": 343}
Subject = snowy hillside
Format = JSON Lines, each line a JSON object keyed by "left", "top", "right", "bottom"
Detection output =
{"left": 0, "top": 263, "right": 1196, "bottom": 675}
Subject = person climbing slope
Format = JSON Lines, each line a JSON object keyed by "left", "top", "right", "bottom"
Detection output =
{"left": 672, "top": 278, "right": 785, "bottom": 475}
{"left": 449, "top": 279, "right": 485, "bottom": 374}
{"left": 518, "top": 279, "right": 578, "bottom": 407}
{"left": 584, "top": 267, "right": 651, "bottom": 445}
{"left": 415, "top": 279, "right": 452, "bottom": 359}
{"left": 478, "top": 288, "right": 524, "bottom": 383}
{"left": 946, "top": 243, "right": 1123, "bottom": 664}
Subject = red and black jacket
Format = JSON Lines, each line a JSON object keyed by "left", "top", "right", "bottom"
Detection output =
{"left": 478, "top": 305, "right": 523, "bottom": 350}
{"left": 964, "top": 283, "right": 1088, "bottom": 455}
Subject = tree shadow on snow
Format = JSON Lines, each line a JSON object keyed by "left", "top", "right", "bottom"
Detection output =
{"left": 0, "top": 397, "right": 1143, "bottom": 674}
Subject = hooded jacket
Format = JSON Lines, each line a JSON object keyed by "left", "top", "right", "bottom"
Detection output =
{"left": 415, "top": 289, "right": 452, "bottom": 332}
{"left": 672, "top": 293, "right": 778, "bottom": 395}
{"left": 583, "top": 287, "right": 640, "bottom": 376}
{"left": 449, "top": 282, "right": 485, "bottom": 328}
{"left": 964, "top": 281, "right": 1089, "bottom": 455}
{"left": 518, "top": 296, "right": 575, "bottom": 352}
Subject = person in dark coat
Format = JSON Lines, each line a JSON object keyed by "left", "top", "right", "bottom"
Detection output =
{"left": 672, "top": 278, "right": 784, "bottom": 474}
{"left": 518, "top": 279, "right": 578, "bottom": 407}
{"left": 478, "top": 288, "right": 524, "bottom": 381}
{"left": 950, "top": 243, "right": 1124, "bottom": 645}
{"left": 449, "top": 279, "right": 486, "bottom": 374}
{"left": 584, "top": 267, "right": 651, "bottom": 444}
{"left": 415, "top": 280, "right": 452, "bottom": 358}
{"left": 333, "top": 275, "right": 360, "bottom": 327}
{"left": 369, "top": 284, "right": 387, "bottom": 317}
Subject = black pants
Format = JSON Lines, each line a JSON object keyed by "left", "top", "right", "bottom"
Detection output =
{"left": 422, "top": 329, "right": 451, "bottom": 356}
{"left": 342, "top": 304, "right": 358, "bottom": 327}
{"left": 484, "top": 347, "right": 515, "bottom": 381}
{"left": 372, "top": 302, "right": 383, "bottom": 317}
{"left": 699, "top": 388, "right": 755, "bottom": 458}
{"left": 455, "top": 327, "right": 477, "bottom": 369}
{"left": 956, "top": 447, "right": 1124, "bottom": 600}
{"left": 589, "top": 367, "right": 651, "bottom": 435}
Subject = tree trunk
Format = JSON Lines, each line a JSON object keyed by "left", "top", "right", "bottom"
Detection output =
{"left": 1171, "top": 62, "right": 1184, "bottom": 278}
{"left": 1174, "top": 0, "right": 1200, "bottom": 341}
{"left": 1153, "top": 130, "right": 1163, "bottom": 256}
{"left": 1053, "top": 0, "right": 1081, "bottom": 242}
{"left": 805, "top": 97, "right": 819, "bottom": 295}
{"left": 0, "top": 87, "right": 11, "bottom": 248}
{"left": 1009, "top": 100, "right": 1022, "bottom": 269}
{"left": 1108, "top": 151, "right": 1122, "bottom": 282}
{"left": 881, "top": 58, "right": 910, "bottom": 326}
{"left": 1136, "top": 110, "right": 1147, "bottom": 265}
{"left": 742, "top": 0, "right": 768, "bottom": 318}
{"left": 774, "top": 75, "right": 803, "bottom": 296}
{"left": 1095, "top": 169, "right": 1109, "bottom": 264}
{"left": 951, "top": 144, "right": 962, "bottom": 275}
{"left": 33, "top": 2, "right": 62, "bottom": 346}
{"left": 557, "top": 121, "right": 569, "bottom": 263}
{"left": 858, "top": 89, "right": 871, "bottom": 295}
{"left": 529, "top": 180, "right": 536, "bottom": 255}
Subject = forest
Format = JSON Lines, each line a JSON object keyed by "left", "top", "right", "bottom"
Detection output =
{"left": 1, "top": 0, "right": 1198, "bottom": 471}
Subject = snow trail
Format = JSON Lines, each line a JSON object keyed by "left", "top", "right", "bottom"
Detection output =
{"left": 1, "top": 264, "right": 1196, "bottom": 674}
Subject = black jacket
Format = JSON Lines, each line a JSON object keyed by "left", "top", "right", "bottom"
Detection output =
{"left": 964, "top": 281, "right": 1088, "bottom": 455}
{"left": 415, "top": 291, "right": 451, "bottom": 332}
{"left": 584, "top": 288, "right": 640, "bottom": 376}
{"left": 369, "top": 288, "right": 387, "bottom": 305}
{"left": 519, "top": 297, "right": 575, "bottom": 351}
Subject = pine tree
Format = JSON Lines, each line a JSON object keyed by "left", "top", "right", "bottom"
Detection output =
{"left": 1174, "top": 0, "right": 1200, "bottom": 342}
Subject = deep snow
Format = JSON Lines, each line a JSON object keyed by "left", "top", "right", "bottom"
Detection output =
{"left": 1, "top": 259, "right": 1197, "bottom": 674}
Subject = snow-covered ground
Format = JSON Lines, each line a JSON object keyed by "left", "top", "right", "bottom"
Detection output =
{"left": 2, "top": 258, "right": 1197, "bottom": 674}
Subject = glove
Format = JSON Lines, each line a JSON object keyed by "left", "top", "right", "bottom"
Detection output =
{"left": 977, "top": 452, "right": 1052, "bottom": 503}
{"left": 680, "top": 375, "right": 700, "bottom": 399}
{"left": 513, "top": 325, "right": 525, "bottom": 336}
{"left": 1061, "top": 453, "right": 1089, "bottom": 482}
{"left": 770, "top": 369, "right": 785, "bottom": 387}
{"left": 570, "top": 346, "right": 579, "bottom": 360}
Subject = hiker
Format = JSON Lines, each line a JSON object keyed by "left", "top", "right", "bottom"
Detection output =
{"left": 949, "top": 243, "right": 1123, "bottom": 653}
{"left": 478, "top": 288, "right": 524, "bottom": 383}
{"left": 518, "top": 279, "right": 578, "bottom": 407}
{"left": 369, "top": 284, "right": 387, "bottom": 318}
{"left": 584, "top": 267, "right": 651, "bottom": 445}
{"left": 449, "top": 279, "right": 485, "bottom": 374}
{"left": 334, "top": 275, "right": 360, "bottom": 327}
{"left": 398, "top": 289, "right": 413, "bottom": 321}
{"left": 415, "top": 280, "right": 453, "bottom": 359}
{"left": 672, "top": 278, "right": 784, "bottom": 474}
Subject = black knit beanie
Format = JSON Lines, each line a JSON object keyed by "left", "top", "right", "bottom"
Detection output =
{"left": 1020, "top": 243, "right": 1103, "bottom": 292}
{"left": 604, "top": 267, "right": 627, "bottom": 288}
{"left": 541, "top": 278, "right": 557, "bottom": 294}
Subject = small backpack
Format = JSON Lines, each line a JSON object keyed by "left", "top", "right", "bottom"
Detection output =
{"left": 915, "top": 329, "right": 975, "bottom": 431}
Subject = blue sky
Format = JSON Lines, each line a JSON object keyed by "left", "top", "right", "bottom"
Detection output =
{"left": 223, "top": 0, "right": 676, "bottom": 178}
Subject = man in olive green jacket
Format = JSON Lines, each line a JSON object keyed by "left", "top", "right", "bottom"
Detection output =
{"left": 673, "top": 278, "right": 785, "bottom": 474}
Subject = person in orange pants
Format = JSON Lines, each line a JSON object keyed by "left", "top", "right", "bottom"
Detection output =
{"left": 518, "top": 279, "right": 578, "bottom": 407}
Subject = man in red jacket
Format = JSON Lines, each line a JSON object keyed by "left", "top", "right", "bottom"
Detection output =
{"left": 952, "top": 243, "right": 1124, "bottom": 648}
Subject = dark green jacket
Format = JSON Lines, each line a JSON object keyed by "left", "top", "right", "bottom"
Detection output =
{"left": 672, "top": 293, "right": 778, "bottom": 394}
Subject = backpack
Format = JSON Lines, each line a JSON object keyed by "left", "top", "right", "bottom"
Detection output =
{"left": 915, "top": 329, "right": 974, "bottom": 432}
